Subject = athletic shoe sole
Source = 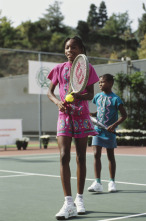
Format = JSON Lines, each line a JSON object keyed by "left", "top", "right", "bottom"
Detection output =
{"left": 88, "top": 189, "right": 103, "bottom": 193}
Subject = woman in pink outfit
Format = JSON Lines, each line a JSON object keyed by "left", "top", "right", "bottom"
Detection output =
{"left": 47, "top": 36, "right": 99, "bottom": 220}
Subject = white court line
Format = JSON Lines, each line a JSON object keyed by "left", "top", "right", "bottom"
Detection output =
{"left": 87, "top": 178, "right": 146, "bottom": 187}
{"left": 0, "top": 174, "right": 32, "bottom": 178}
{"left": 97, "top": 212, "right": 146, "bottom": 221}
{"left": 0, "top": 170, "right": 146, "bottom": 187}
{"left": 0, "top": 170, "right": 60, "bottom": 178}
{"left": 0, "top": 171, "right": 145, "bottom": 221}
{"left": 98, "top": 179, "right": 146, "bottom": 187}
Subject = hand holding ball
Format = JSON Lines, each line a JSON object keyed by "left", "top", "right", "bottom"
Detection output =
{"left": 65, "top": 94, "right": 74, "bottom": 103}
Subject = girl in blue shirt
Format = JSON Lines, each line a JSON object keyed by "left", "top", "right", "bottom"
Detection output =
{"left": 88, "top": 74, "right": 127, "bottom": 193}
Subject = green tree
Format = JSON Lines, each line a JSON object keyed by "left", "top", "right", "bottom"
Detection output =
{"left": 17, "top": 19, "right": 53, "bottom": 50}
{"left": 42, "top": 1, "right": 64, "bottom": 32}
{"left": 76, "top": 21, "right": 89, "bottom": 42}
{"left": 49, "top": 32, "right": 66, "bottom": 52}
{"left": 0, "top": 13, "right": 18, "bottom": 48}
{"left": 115, "top": 72, "right": 146, "bottom": 129}
{"left": 137, "top": 3, "right": 146, "bottom": 41}
{"left": 98, "top": 1, "right": 108, "bottom": 28}
{"left": 103, "top": 12, "right": 132, "bottom": 37}
{"left": 17, "top": 21, "right": 35, "bottom": 48}
{"left": 114, "top": 72, "right": 129, "bottom": 100}
{"left": 87, "top": 4, "right": 99, "bottom": 30}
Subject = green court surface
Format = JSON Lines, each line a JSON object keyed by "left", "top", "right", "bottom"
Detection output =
{"left": 0, "top": 152, "right": 146, "bottom": 221}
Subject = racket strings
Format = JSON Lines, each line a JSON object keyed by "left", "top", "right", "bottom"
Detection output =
{"left": 72, "top": 59, "right": 87, "bottom": 92}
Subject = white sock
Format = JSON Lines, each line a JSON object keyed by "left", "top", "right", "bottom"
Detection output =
{"left": 65, "top": 196, "right": 73, "bottom": 205}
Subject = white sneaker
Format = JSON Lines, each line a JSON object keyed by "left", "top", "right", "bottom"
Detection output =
{"left": 88, "top": 181, "right": 103, "bottom": 193}
{"left": 55, "top": 202, "right": 77, "bottom": 220}
{"left": 108, "top": 181, "right": 116, "bottom": 192}
{"left": 74, "top": 197, "right": 86, "bottom": 215}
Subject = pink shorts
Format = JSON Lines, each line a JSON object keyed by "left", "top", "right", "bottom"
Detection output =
{"left": 57, "top": 113, "right": 98, "bottom": 138}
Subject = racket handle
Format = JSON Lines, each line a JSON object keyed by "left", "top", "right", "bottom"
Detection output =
{"left": 90, "top": 117, "right": 121, "bottom": 136}
{"left": 63, "top": 100, "right": 73, "bottom": 106}
{"left": 64, "top": 100, "right": 68, "bottom": 107}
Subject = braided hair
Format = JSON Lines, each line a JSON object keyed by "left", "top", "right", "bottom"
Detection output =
{"left": 64, "top": 36, "right": 86, "bottom": 55}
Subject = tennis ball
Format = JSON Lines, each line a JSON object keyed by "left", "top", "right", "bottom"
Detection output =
{"left": 65, "top": 94, "right": 74, "bottom": 102}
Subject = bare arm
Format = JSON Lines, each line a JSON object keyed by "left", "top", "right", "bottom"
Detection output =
{"left": 48, "top": 82, "right": 95, "bottom": 112}
{"left": 107, "top": 104, "right": 127, "bottom": 133}
{"left": 47, "top": 82, "right": 66, "bottom": 112}
{"left": 72, "top": 84, "right": 94, "bottom": 101}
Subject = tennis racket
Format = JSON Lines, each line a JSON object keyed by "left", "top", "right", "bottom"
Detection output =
{"left": 65, "top": 54, "right": 89, "bottom": 102}
{"left": 90, "top": 116, "right": 121, "bottom": 136}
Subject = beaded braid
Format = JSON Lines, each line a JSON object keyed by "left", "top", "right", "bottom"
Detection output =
{"left": 64, "top": 36, "right": 86, "bottom": 55}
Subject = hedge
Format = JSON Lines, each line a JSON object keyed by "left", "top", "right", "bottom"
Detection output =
{"left": 88, "top": 130, "right": 146, "bottom": 146}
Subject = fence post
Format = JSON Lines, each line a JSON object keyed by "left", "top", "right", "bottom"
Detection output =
{"left": 38, "top": 53, "right": 42, "bottom": 149}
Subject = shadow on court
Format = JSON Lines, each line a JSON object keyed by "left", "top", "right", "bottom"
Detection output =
{"left": 0, "top": 157, "right": 58, "bottom": 163}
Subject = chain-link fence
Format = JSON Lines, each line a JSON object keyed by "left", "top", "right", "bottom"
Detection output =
{"left": 0, "top": 48, "right": 146, "bottom": 138}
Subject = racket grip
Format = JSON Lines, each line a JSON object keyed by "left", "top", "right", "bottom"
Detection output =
{"left": 63, "top": 100, "right": 73, "bottom": 106}
{"left": 64, "top": 100, "right": 68, "bottom": 106}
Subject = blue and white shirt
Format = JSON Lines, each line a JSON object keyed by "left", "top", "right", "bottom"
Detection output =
{"left": 93, "top": 91, "right": 123, "bottom": 128}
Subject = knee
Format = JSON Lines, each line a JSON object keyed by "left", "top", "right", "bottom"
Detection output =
{"left": 76, "top": 154, "right": 86, "bottom": 165}
{"left": 108, "top": 156, "right": 115, "bottom": 163}
{"left": 94, "top": 151, "right": 101, "bottom": 160}
{"left": 60, "top": 152, "right": 70, "bottom": 166}
{"left": 107, "top": 151, "right": 115, "bottom": 162}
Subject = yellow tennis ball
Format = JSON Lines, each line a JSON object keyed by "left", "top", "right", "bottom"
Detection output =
{"left": 65, "top": 94, "right": 74, "bottom": 102}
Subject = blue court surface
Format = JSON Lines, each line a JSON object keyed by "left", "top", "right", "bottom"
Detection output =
{"left": 0, "top": 150, "right": 146, "bottom": 221}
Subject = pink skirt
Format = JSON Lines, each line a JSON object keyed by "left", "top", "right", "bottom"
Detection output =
{"left": 57, "top": 113, "right": 98, "bottom": 138}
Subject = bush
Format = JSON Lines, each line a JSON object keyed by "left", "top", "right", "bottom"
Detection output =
{"left": 116, "top": 129, "right": 146, "bottom": 146}
{"left": 15, "top": 137, "right": 30, "bottom": 150}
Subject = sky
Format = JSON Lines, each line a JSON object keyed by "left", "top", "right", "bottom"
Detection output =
{"left": 0, "top": 0, "right": 145, "bottom": 31}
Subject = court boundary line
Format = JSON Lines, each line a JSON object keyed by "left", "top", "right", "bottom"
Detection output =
{"left": 0, "top": 169, "right": 146, "bottom": 187}
{"left": 0, "top": 174, "right": 32, "bottom": 178}
{"left": 1, "top": 152, "right": 146, "bottom": 159}
{"left": 0, "top": 151, "right": 146, "bottom": 158}
{"left": 96, "top": 212, "right": 146, "bottom": 221}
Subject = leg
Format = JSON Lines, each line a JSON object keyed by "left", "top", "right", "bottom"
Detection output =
{"left": 57, "top": 136, "right": 72, "bottom": 196}
{"left": 56, "top": 136, "right": 77, "bottom": 219}
{"left": 106, "top": 148, "right": 116, "bottom": 192}
{"left": 106, "top": 148, "right": 116, "bottom": 179}
{"left": 74, "top": 137, "right": 87, "bottom": 214}
{"left": 93, "top": 145, "right": 102, "bottom": 179}
{"left": 87, "top": 145, "right": 103, "bottom": 193}
{"left": 75, "top": 137, "right": 88, "bottom": 194}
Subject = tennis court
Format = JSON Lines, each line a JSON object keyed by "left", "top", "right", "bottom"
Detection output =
{"left": 0, "top": 143, "right": 146, "bottom": 221}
